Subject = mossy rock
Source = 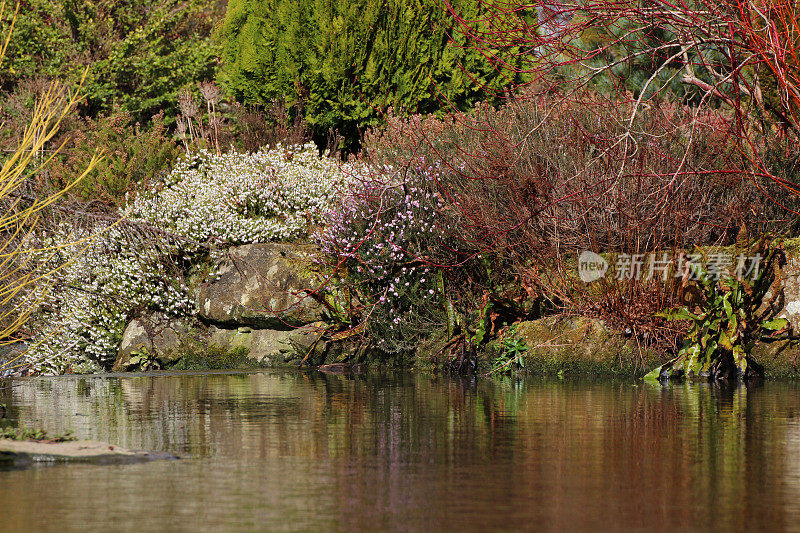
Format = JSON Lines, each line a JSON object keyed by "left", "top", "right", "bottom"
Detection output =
{"left": 751, "top": 338, "right": 800, "bottom": 379}
{"left": 499, "top": 316, "right": 663, "bottom": 377}
{"left": 193, "top": 243, "right": 325, "bottom": 329}
{"left": 208, "top": 323, "right": 326, "bottom": 365}
{"left": 113, "top": 313, "right": 200, "bottom": 371}
{"left": 166, "top": 344, "right": 264, "bottom": 371}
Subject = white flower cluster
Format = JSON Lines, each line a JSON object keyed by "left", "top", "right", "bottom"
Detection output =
{"left": 21, "top": 224, "right": 195, "bottom": 374}
{"left": 18, "top": 145, "right": 359, "bottom": 374}
{"left": 124, "top": 144, "right": 359, "bottom": 244}
{"left": 787, "top": 301, "right": 800, "bottom": 316}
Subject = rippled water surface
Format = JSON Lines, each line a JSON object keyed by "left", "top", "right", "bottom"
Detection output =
{"left": 2, "top": 370, "right": 800, "bottom": 531}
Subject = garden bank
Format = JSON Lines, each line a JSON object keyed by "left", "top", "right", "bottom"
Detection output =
{"left": 108, "top": 241, "right": 800, "bottom": 379}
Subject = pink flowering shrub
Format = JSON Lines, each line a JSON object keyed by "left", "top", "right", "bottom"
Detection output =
{"left": 316, "top": 162, "right": 474, "bottom": 354}
{"left": 362, "top": 95, "right": 800, "bottom": 357}
{"left": 320, "top": 94, "right": 799, "bottom": 361}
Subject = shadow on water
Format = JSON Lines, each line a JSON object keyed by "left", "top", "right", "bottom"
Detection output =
{"left": 0, "top": 371, "right": 800, "bottom": 531}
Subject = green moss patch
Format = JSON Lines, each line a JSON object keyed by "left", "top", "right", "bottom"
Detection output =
{"left": 167, "top": 345, "right": 264, "bottom": 371}
{"left": 486, "top": 316, "right": 665, "bottom": 378}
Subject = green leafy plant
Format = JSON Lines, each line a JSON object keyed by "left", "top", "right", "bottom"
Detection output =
{"left": 0, "top": 0, "right": 220, "bottom": 123}
{"left": 127, "top": 350, "right": 161, "bottom": 372}
{"left": 646, "top": 239, "right": 790, "bottom": 382}
{"left": 471, "top": 298, "right": 493, "bottom": 347}
{"left": 489, "top": 327, "right": 528, "bottom": 375}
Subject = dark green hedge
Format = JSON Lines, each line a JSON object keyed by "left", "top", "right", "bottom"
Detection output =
{"left": 1, "top": 0, "right": 221, "bottom": 122}
{"left": 217, "top": 0, "right": 525, "bottom": 150}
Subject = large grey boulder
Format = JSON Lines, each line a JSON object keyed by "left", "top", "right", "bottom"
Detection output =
{"left": 113, "top": 313, "right": 195, "bottom": 371}
{"left": 209, "top": 323, "right": 325, "bottom": 364}
{"left": 194, "top": 243, "right": 324, "bottom": 329}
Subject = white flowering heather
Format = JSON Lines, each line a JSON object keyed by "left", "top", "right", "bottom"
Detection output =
{"left": 18, "top": 145, "right": 359, "bottom": 374}
{"left": 125, "top": 144, "right": 358, "bottom": 244}
{"left": 22, "top": 224, "right": 195, "bottom": 374}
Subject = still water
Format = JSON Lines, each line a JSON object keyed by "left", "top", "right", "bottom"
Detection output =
{"left": 1, "top": 370, "right": 800, "bottom": 531}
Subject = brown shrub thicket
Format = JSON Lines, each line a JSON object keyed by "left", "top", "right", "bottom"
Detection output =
{"left": 363, "top": 93, "right": 800, "bottom": 353}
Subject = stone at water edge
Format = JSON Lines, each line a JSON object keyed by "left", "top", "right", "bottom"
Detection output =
{"left": 193, "top": 243, "right": 324, "bottom": 329}
{"left": 0, "top": 342, "right": 27, "bottom": 377}
{"left": 113, "top": 312, "right": 195, "bottom": 371}
{"left": 0, "top": 439, "right": 178, "bottom": 467}
{"left": 317, "top": 363, "right": 366, "bottom": 374}
{"left": 209, "top": 322, "right": 326, "bottom": 363}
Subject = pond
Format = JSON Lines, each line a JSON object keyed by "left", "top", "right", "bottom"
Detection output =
{"left": 1, "top": 370, "right": 800, "bottom": 531}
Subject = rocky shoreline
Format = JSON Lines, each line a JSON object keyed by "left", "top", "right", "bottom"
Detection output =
{"left": 103, "top": 241, "right": 800, "bottom": 378}
{"left": 112, "top": 243, "right": 332, "bottom": 370}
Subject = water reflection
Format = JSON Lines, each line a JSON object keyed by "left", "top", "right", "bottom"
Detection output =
{"left": 1, "top": 372, "right": 799, "bottom": 531}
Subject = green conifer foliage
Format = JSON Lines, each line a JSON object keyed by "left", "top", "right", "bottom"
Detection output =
{"left": 218, "top": 0, "right": 523, "bottom": 150}
{"left": 0, "top": 0, "right": 220, "bottom": 123}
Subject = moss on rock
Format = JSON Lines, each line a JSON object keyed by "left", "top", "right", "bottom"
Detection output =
{"left": 489, "top": 316, "right": 664, "bottom": 378}
{"left": 488, "top": 315, "right": 800, "bottom": 380}
{"left": 751, "top": 338, "right": 800, "bottom": 379}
